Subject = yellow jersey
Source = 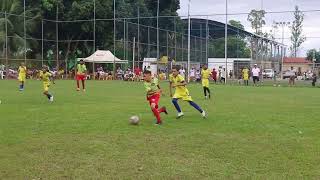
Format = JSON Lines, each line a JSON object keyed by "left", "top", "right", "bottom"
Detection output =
{"left": 19, "top": 66, "right": 27, "bottom": 75}
{"left": 77, "top": 64, "right": 87, "bottom": 75}
{"left": 201, "top": 69, "right": 211, "bottom": 79}
{"left": 40, "top": 71, "right": 52, "bottom": 83}
{"left": 242, "top": 69, "right": 249, "bottom": 80}
{"left": 169, "top": 74, "right": 188, "bottom": 94}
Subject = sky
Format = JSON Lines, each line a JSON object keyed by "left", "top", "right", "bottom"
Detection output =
{"left": 177, "top": 0, "right": 320, "bottom": 57}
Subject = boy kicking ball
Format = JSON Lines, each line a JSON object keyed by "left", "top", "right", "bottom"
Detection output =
{"left": 143, "top": 70, "right": 168, "bottom": 125}
{"left": 40, "top": 66, "right": 54, "bottom": 102}
{"left": 169, "top": 66, "right": 207, "bottom": 119}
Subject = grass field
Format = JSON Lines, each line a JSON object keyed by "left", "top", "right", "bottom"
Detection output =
{"left": 0, "top": 80, "right": 320, "bottom": 179}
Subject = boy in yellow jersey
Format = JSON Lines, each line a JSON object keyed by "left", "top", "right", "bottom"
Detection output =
{"left": 201, "top": 65, "right": 212, "bottom": 99}
{"left": 242, "top": 67, "right": 249, "bottom": 86}
{"left": 143, "top": 70, "right": 168, "bottom": 125}
{"left": 76, "top": 59, "right": 87, "bottom": 91}
{"left": 40, "top": 66, "right": 54, "bottom": 102}
{"left": 18, "top": 62, "right": 27, "bottom": 91}
{"left": 169, "top": 66, "right": 207, "bottom": 119}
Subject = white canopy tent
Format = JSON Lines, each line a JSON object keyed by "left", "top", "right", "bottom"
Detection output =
{"left": 79, "top": 50, "right": 128, "bottom": 64}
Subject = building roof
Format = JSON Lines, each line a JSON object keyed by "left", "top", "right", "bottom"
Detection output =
{"left": 283, "top": 57, "right": 311, "bottom": 64}
{"left": 182, "top": 18, "right": 283, "bottom": 45}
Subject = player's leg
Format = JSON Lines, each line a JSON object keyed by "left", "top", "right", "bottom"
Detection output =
{"left": 150, "top": 102, "right": 162, "bottom": 124}
{"left": 172, "top": 98, "right": 184, "bottom": 118}
{"left": 76, "top": 75, "right": 80, "bottom": 91}
{"left": 188, "top": 100, "right": 207, "bottom": 118}
{"left": 206, "top": 87, "right": 211, "bottom": 99}
{"left": 81, "top": 76, "right": 86, "bottom": 91}
{"left": 43, "top": 84, "right": 53, "bottom": 101}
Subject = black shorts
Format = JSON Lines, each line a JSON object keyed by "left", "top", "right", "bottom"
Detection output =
{"left": 253, "top": 76, "right": 259, "bottom": 83}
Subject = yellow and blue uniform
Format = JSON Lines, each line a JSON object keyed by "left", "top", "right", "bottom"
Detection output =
{"left": 40, "top": 71, "right": 52, "bottom": 92}
{"left": 169, "top": 74, "right": 192, "bottom": 101}
{"left": 242, "top": 68, "right": 249, "bottom": 80}
{"left": 18, "top": 66, "right": 27, "bottom": 82}
{"left": 201, "top": 69, "right": 211, "bottom": 88}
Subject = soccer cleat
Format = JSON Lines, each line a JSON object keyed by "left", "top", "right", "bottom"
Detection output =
{"left": 49, "top": 96, "right": 54, "bottom": 102}
{"left": 155, "top": 121, "right": 162, "bottom": 126}
{"left": 205, "top": 96, "right": 208, "bottom": 99}
{"left": 76, "top": 88, "right": 80, "bottom": 91}
{"left": 162, "top": 106, "right": 168, "bottom": 115}
{"left": 83, "top": 89, "right": 86, "bottom": 92}
{"left": 201, "top": 111, "right": 207, "bottom": 119}
{"left": 176, "top": 112, "right": 184, "bottom": 119}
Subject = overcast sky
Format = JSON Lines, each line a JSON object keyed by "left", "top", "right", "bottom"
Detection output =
{"left": 178, "top": 0, "right": 320, "bottom": 57}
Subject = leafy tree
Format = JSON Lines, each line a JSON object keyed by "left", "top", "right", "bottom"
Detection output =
{"left": 290, "top": 5, "right": 306, "bottom": 57}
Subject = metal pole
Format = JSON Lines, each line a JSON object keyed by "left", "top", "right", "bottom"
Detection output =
{"left": 113, "top": 0, "right": 116, "bottom": 79}
{"left": 5, "top": 12, "right": 8, "bottom": 79}
{"left": 187, "top": 0, "right": 191, "bottom": 82}
{"left": 206, "top": 16, "right": 208, "bottom": 64}
{"left": 24, "top": 0, "right": 26, "bottom": 65}
{"left": 137, "top": 6, "right": 140, "bottom": 66}
{"left": 56, "top": 4, "right": 59, "bottom": 69}
{"left": 224, "top": 0, "right": 228, "bottom": 84}
{"left": 93, "top": 0, "right": 96, "bottom": 52}
{"left": 174, "top": 17, "right": 177, "bottom": 61}
{"left": 133, "top": 37, "right": 136, "bottom": 72}
{"left": 123, "top": 19, "right": 125, "bottom": 61}
{"left": 166, "top": 31, "right": 169, "bottom": 56}
{"left": 157, "top": 0, "right": 160, "bottom": 60}
{"left": 147, "top": 27, "right": 150, "bottom": 58}
{"left": 281, "top": 25, "right": 285, "bottom": 79}
{"left": 41, "top": 20, "right": 44, "bottom": 67}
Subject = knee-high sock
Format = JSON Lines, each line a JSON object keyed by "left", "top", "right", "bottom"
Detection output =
{"left": 172, "top": 98, "right": 182, "bottom": 113}
{"left": 189, "top": 101, "right": 203, "bottom": 113}
{"left": 203, "top": 87, "right": 207, "bottom": 96}
{"left": 207, "top": 87, "right": 211, "bottom": 95}
{"left": 77, "top": 81, "right": 80, "bottom": 88}
{"left": 152, "top": 107, "right": 161, "bottom": 123}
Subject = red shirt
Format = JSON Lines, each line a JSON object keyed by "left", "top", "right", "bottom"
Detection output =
{"left": 211, "top": 70, "right": 217, "bottom": 79}
{"left": 134, "top": 67, "right": 141, "bottom": 76}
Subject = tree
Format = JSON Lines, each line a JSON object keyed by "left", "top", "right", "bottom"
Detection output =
{"left": 306, "top": 49, "right": 320, "bottom": 63}
{"left": 229, "top": 20, "right": 244, "bottom": 30}
{"left": 247, "top": 10, "right": 266, "bottom": 35}
{"left": 290, "top": 5, "right": 306, "bottom": 57}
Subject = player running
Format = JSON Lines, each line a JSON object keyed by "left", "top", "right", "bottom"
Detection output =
{"left": 201, "top": 65, "right": 211, "bottom": 99}
{"left": 40, "top": 66, "right": 54, "bottom": 102}
{"left": 76, "top": 59, "right": 87, "bottom": 91}
{"left": 18, "top": 62, "right": 27, "bottom": 91}
{"left": 169, "top": 66, "right": 207, "bottom": 119}
{"left": 143, "top": 70, "right": 168, "bottom": 125}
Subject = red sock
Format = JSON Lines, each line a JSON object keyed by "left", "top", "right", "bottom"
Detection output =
{"left": 77, "top": 81, "right": 80, "bottom": 88}
{"left": 152, "top": 108, "right": 161, "bottom": 124}
{"left": 159, "top": 107, "right": 165, "bottom": 113}
{"left": 82, "top": 80, "right": 85, "bottom": 89}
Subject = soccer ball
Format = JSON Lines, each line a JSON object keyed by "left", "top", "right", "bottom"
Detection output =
{"left": 129, "top": 116, "right": 140, "bottom": 125}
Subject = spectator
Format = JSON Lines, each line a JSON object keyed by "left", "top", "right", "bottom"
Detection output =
{"left": 251, "top": 64, "right": 260, "bottom": 86}
{"left": 220, "top": 68, "right": 226, "bottom": 84}
{"left": 211, "top": 68, "right": 217, "bottom": 83}
{"left": 229, "top": 70, "right": 233, "bottom": 79}
{"left": 288, "top": 67, "right": 296, "bottom": 86}
{"left": 116, "top": 67, "right": 123, "bottom": 80}
{"left": 189, "top": 67, "right": 195, "bottom": 82}
{"left": 195, "top": 69, "right": 201, "bottom": 82}
{"left": 179, "top": 67, "right": 186, "bottom": 78}
{"left": 312, "top": 73, "right": 317, "bottom": 87}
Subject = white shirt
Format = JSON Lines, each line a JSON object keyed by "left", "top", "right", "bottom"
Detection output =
{"left": 221, "top": 70, "right": 226, "bottom": 78}
{"left": 252, "top": 68, "right": 260, "bottom": 77}
{"left": 179, "top": 69, "right": 185, "bottom": 76}
{"left": 190, "top": 69, "right": 195, "bottom": 77}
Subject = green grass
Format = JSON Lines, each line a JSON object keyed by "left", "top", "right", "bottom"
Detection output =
{"left": 0, "top": 80, "right": 320, "bottom": 179}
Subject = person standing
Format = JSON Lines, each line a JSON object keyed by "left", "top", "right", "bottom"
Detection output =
{"left": 76, "top": 59, "right": 87, "bottom": 91}
{"left": 220, "top": 68, "right": 226, "bottom": 84}
{"left": 18, "top": 62, "right": 27, "bottom": 91}
{"left": 288, "top": 67, "right": 296, "bottom": 87}
{"left": 251, "top": 64, "right": 260, "bottom": 86}
{"left": 179, "top": 67, "right": 186, "bottom": 79}
{"left": 189, "top": 67, "right": 195, "bottom": 82}
{"left": 201, "top": 65, "right": 211, "bottom": 99}
{"left": 312, "top": 72, "right": 317, "bottom": 87}
{"left": 211, "top": 68, "right": 217, "bottom": 84}
{"left": 242, "top": 67, "right": 249, "bottom": 86}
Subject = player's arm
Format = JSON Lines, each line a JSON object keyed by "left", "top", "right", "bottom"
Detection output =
{"left": 169, "top": 81, "right": 173, "bottom": 97}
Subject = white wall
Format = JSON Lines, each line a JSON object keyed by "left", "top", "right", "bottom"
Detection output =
{"left": 208, "top": 58, "right": 251, "bottom": 71}
{"left": 143, "top": 58, "right": 158, "bottom": 75}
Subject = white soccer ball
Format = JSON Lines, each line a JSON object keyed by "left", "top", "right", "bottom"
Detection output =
{"left": 129, "top": 116, "right": 140, "bottom": 125}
